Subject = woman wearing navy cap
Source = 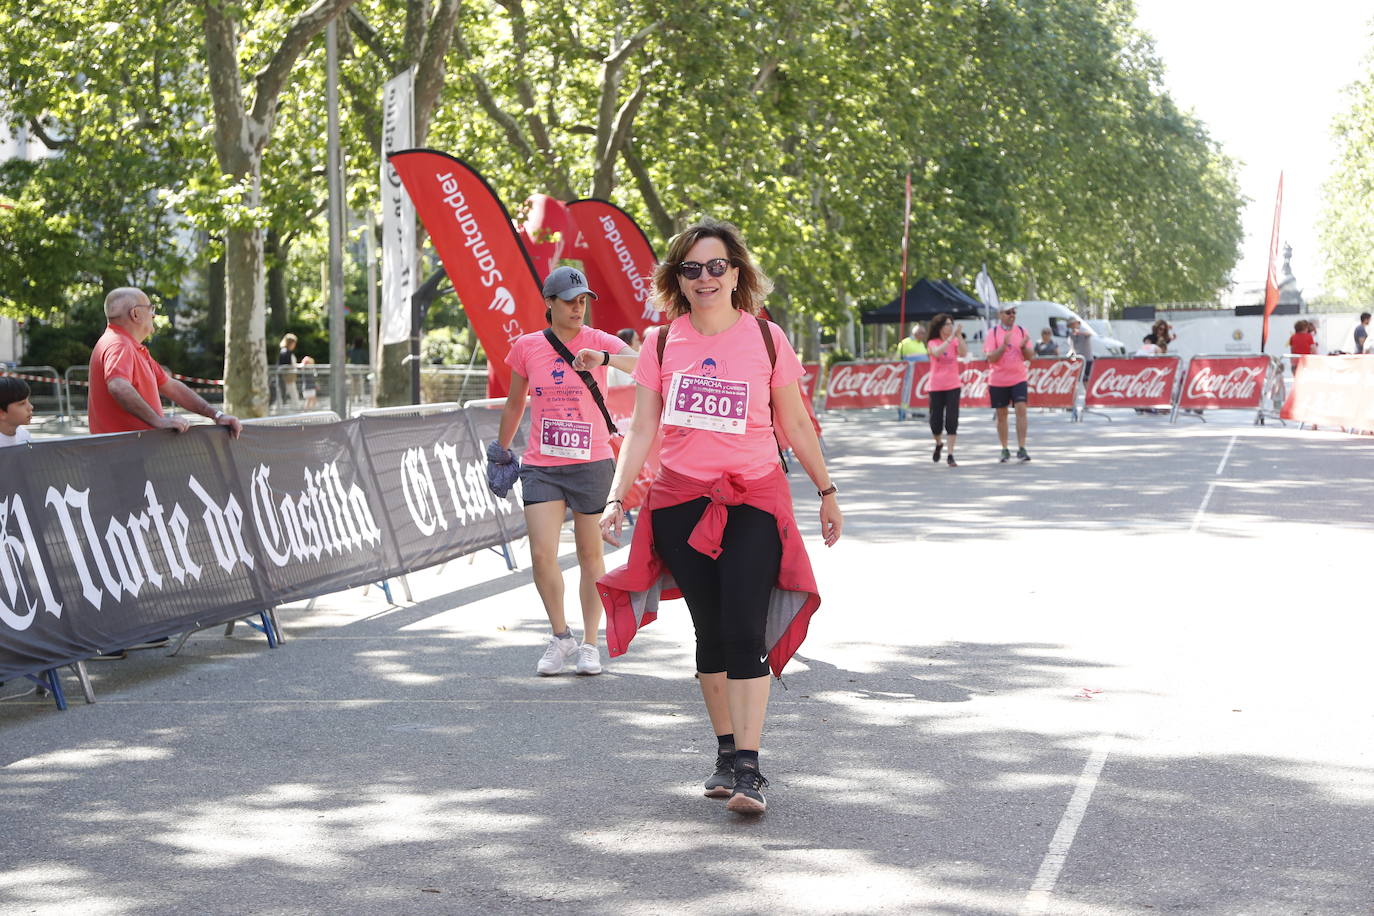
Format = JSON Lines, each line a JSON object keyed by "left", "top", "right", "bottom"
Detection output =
{"left": 490, "top": 266, "right": 638, "bottom": 676}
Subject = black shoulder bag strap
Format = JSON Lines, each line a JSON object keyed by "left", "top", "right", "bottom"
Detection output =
{"left": 656, "top": 318, "right": 787, "bottom": 471}
{"left": 542, "top": 328, "right": 618, "bottom": 435}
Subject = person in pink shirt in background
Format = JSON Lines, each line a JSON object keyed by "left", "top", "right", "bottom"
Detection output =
{"left": 493, "top": 266, "right": 639, "bottom": 677}
{"left": 986, "top": 304, "right": 1034, "bottom": 463}
{"left": 926, "top": 313, "right": 967, "bottom": 467}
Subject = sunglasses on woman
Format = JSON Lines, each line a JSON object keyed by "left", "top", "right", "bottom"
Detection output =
{"left": 677, "top": 258, "right": 733, "bottom": 280}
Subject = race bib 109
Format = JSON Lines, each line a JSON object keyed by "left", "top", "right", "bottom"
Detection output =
{"left": 540, "top": 417, "right": 593, "bottom": 459}
{"left": 664, "top": 373, "right": 749, "bottom": 434}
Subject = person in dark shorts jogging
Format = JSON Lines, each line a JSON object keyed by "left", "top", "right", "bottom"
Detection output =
{"left": 597, "top": 219, "right": 842, "bottom": 815}
{"left": 986, "top": 304, "right": 1034, "bottom": 462}
{"left": 491, "top": 266, "right": 638, "bottom": 676}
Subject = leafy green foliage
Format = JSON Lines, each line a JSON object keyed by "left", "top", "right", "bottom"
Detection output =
{"left": 1, "top": 0, "right": 1246, "bottom": 371}
{"left": 1321, "top": 31, "right": 1374, "bottom": 305}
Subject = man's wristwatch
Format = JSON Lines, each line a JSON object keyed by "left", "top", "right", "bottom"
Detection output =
{"left": 818, "top": 484, "right": 837, "bottom": 498}
{"left": 213, "top": 410, "right": 225, "bottom": 420}
{"left": 601, "top": 350, "right": 610, "bottom": 366}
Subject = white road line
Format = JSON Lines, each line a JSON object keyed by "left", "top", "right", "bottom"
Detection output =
{"left": 1021, "top": 733, "right": 1115, "bottom": 916}
{"left": 1189, "top": 482, "right": 1217, "bottom": 534}
{"left": 1215, "top": 433, "right": 1238, "bottom": 476}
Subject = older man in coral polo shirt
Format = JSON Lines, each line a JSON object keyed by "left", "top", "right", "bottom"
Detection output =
{"left": 88, "top": 287, "right": 242, "bottom": 437}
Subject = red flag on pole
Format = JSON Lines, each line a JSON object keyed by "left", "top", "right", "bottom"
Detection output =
{"left": 1261, "top": 173, "right": 1284, "bottom": 353}
{"left": 388, "top": 149, "right": 547, "bottom": 397}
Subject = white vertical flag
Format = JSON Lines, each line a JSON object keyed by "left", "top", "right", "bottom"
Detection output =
{"left": 380, "top": 68, "right": 416, "bottom": 346}
{"left": 975, "top": 263, "right": 1001, "bottom": 328}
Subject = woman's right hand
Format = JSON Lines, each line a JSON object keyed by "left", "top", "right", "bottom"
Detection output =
{"left": 600, "top": 502, "right": 625, "bottom": 546}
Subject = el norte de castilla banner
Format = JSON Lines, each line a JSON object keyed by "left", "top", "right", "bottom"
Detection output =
{"left": 0, "top": 408, "right": 528, "bottom": 682}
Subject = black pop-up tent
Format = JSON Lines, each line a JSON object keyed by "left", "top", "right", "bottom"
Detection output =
{"left": 860, "top": 277, "right": 987, "bottom": 324}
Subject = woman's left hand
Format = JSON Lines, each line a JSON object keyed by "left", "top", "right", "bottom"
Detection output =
{"left": 572, "top": 348, "right": 604, "bottom": 371}
{"left": 819, "top": 498, "right": 842, "bottom": 547}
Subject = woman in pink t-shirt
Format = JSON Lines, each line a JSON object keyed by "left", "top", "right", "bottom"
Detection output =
{"left": 926, "top": 313, "right": 967, "bottom": 467}
{"left": 492, "top": 266, "right": 639, "bottom": 678}
{"left": 599, "top": 219, "right": 842, "bottom": 815}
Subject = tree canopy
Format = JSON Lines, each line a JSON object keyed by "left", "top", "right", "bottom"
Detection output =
{"left": 1, "top": 0, "right": 1245, "bottom": 388}
{"left": 1321, "top": 26, "right": 1374, "bottom": 305}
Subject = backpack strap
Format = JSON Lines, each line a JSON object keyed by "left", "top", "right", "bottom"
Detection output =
{"left": 541, "top": 328, "right": 618, "bottom": 435}
{"left": 756, "top": 315, "right": 777, "bottom": 368}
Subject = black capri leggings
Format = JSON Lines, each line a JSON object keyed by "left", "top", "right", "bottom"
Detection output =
{"left": 929, "top": 388, "right": 961, "bottom": 436}
{"left": 650, "top": 497, "right": 782, "bottom": 680}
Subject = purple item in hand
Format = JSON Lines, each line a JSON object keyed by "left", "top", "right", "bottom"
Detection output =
{"left": 485, "top": 440, "right": 520, "bottom": 497}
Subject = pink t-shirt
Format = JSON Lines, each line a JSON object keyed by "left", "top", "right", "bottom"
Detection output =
{"left": 506, "top": 326, "right": 624, "bottom": 467}
{"left": 633, "top": 313, "right": 802, "bottom": 483}
{"left": 927, "top": 338, "right": 962, "bottom": 391}
{"left": 987, "top": 324, "right": 1030, "bottom": 386}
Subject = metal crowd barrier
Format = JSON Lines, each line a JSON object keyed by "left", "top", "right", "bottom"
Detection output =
{"left": 4, "top": 365, "right": 66, "bottom": 430}
{"left": 267, "top": 364, "right": 372, "bottom": 418}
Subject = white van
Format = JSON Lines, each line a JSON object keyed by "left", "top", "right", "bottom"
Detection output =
{"left": 959, "top": 300, "right": 1126, "bottom": 358}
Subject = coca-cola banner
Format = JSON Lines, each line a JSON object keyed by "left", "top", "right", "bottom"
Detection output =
{"left": 800, "top": 363, "right": 821, "bottom": 401}
{"left": 826, "top": 359, "right": 1081, "bottom": 410}
{"left": 906, "top": 359, "right": 1081, "bottom": 409}
{"left": 388, "top": 149, "right": 546, "bottom": 398}
{"left": 1281, "top": 356, "right": 1374, "bottom": 429}
{"left": 1176, "top": 356, "right": 1270, "bottom": 411}
{"left": 1028, "top": 359, "right": 1084, "bottom": 408}
{"left": 566, "top": 199, "right": 663, "bottom": 336}
{"left": 0, "top": 409, "right": 528, "bottom": 683}
{"left": 824, "top": 361, "right": 907, "bottom": 409}
{"left": 905, "top": 362, "right": 988, "bottom": 409}
{"left": 1084, "top": 357, "right": 1181, "bottom": 410}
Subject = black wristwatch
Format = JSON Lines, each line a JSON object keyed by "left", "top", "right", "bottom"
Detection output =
{"left": 601, "top": 350, "right": 610, "bottom": 366}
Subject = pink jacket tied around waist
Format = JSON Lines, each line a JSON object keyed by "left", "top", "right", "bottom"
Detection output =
{"left": 597, "top": 464, "right": 821, "bottom": 678}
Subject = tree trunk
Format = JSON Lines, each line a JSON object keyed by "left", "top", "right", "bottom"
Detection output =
{"left": 266, "top": 229, "right": 288, "bottom": 338}
{"left": 223, "top": 176, "right": 269, "bottom": 417}
{"left": 207, "top": 253, "right": 225, "bottom": 344}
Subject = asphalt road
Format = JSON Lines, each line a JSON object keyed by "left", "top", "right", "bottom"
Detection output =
{"left": 2, "top": 406, "right": 1371, "bottom": 915}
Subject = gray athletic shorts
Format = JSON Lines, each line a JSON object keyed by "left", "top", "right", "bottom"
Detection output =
{"left": 519, "top": 458, "right": 615, "bottom": 515}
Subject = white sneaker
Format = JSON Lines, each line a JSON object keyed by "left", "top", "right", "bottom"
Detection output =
{"left": 575, "top": 643, "right": 602, "bottom": 676}
{"left": 537, "top": 634, "right": 578, "bottom": 676}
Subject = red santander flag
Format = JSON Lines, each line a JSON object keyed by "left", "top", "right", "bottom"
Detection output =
{"left": 1261, "top": 172, "right": 1283, "bottom": 353}
{"left": 566, "top": 199, "right": 663, "bottom": 336}
{"left": 517, "top": 193, "right": 571, "bottom": 277}
{"left": 387, "top": 149, "right": 546, "bottom": 397}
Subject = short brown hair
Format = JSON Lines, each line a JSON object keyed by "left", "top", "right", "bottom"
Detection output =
{"left": 651, "top": 219, "right": 772, "bottom": 320}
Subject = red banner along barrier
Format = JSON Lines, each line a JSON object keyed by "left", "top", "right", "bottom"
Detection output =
{"left": 1176, "top": 356, "right": 1270, "bottom": 411}
{"left": 1281, "top": 356, "right": 1374, "bottom": 429}
{"left": 1084, "top": 357, "right": 1181, "bottom": 411}
{"left": 825, "top": 359, "right": 1081, "bottom": 410}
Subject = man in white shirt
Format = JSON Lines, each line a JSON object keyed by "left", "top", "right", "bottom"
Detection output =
{"left": 0, "top": 376, "right": 34, "bottom": 447}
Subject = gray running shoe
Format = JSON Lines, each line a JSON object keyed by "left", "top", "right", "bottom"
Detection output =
{"left": 725, "top": 767, "right": 769, "bottom": 814}
{"left": 704, "top": 753, "right": 736, "bottom": 798}
{"left": 999, "top": 448, "right": 1011, "bottom": 463}
{"left": 1017, "top": 447, "right": 1031, "bottom": 463}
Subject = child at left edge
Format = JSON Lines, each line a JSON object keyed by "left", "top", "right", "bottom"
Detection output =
{"left": 0, "top": 376, "right": 34, "bottom": 447}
